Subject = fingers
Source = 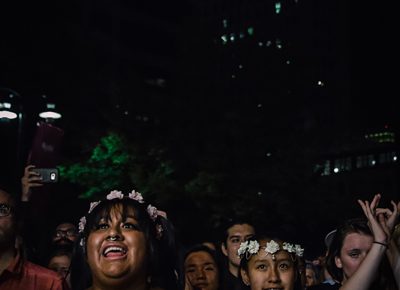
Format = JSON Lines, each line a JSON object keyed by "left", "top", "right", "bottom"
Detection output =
{"left": 376, "top": 208, "right": 392, "bottom": 216}
{"left": 370, "top": 193, "right": 381, "bottom": 212}
{"left": 358, "top": 199, "right": 369, "bottom": 217}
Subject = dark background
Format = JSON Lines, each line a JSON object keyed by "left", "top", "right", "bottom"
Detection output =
{"left": 0, "top": 1, "right": 398, "bottom": 258}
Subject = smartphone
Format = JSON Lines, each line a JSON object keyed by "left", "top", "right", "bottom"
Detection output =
{"left": 31, "top": 168, "right": 59, "bottom": 183}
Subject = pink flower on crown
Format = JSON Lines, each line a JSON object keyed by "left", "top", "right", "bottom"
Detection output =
{"left": 147, "top": 204, "right": 158, "bottom": 221}
{"left": 88, "top": 201, "right": 101, "bottom": 213}
{"left": 79, "top": 216, "right": 86, "bottom": 233}
{"left": 106, "top": 190, "right": 124, "bottom": 200}
{"left": 128, "top": 190, "right": 145, "bottom": 203}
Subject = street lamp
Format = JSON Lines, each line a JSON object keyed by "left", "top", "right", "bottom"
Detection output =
{"left": 0, "top": 87, "right": 63, "bottom": 177}
{"left": 0, "top": 87, "right": 20, "bottom": 120}
{"left": 39, "top": 95, "right": 62, "bottom": 120}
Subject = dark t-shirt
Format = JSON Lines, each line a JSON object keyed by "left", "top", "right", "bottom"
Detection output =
{"left": 221, "top": 270, "right": 249, "bottom": 290}
{"left": 308, "top": 283, "right": 340, "bottom": 290}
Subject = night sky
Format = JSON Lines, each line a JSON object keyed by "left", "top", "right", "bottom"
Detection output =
{"left": 1, "top": 1, "right": 398, "bottom": 256}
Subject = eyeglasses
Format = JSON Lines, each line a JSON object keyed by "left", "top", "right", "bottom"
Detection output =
{"left": 0, "top": 203, "right": 12, "bottom": 217}
{"left": 54, "top": 229, "right": 78, "bottom": 238}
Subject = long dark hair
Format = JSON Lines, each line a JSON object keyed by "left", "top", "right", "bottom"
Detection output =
{"left": 70, "top": 197, "right": 159, "bottom": 290}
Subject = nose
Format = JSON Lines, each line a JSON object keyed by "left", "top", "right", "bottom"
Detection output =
{"left": 194, "top": 269, "right": 206, "bottom": 281}
{"left": 106, "top": 223, "right": 123, "bottom": 241}
{"left": 268, "top": 267, "right": 281, "bottom": 283}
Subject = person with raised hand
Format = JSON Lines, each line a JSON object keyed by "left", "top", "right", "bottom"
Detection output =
{"left": 319, "top": 194, "right": 398, "bottom": 290}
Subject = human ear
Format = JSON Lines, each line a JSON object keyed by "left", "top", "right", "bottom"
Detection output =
{"left": 240, "top": 269, "right": 250, "bottom": 286}
{"left": 334, "top": 256, "right": 343, "bottom": 269}
{"left": 221, "top": 243, "right": 228, "bottom": 257}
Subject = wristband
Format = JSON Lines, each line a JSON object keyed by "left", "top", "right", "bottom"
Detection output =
{"left": 373, "top": 241, "right": 388, "bottom": 248}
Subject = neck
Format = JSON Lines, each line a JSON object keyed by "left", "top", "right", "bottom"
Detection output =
{"left": 228, "top": 263, "right": 239, "bottom": 277}
{"left": 91, "top": 276, "right": 149, "bottom": 290}
{"left": 0, "top": 246, "right": 15, "bottom": 275}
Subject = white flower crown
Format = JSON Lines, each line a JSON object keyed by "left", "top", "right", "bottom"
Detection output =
{"left": 238, "top": 239, "right": 304, "bottom": 260}
{"left": 78, "top": 189, "right": 162, "bottom": 246}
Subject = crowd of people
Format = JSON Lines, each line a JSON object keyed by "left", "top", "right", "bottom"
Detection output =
{"left": 0, "top": 165, "right": 399, "bottom": 290}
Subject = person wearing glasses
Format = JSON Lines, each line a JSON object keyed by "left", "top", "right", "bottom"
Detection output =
{"left": 0, "top": 187, "right": 67, "bottom": 289}
{"left": 52, "top": 222, "right": 78, "bottom": 251}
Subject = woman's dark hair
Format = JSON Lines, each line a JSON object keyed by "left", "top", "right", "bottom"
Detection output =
{"left": 70, "top": 197, "right": 159, "bottom": 290}
{"left": 181, "top": 244, "right": 223, "bottom": 290}
{"left": 238, "top": 235, "right": 303, "bottom": 290}
{"left": 326, "top": 217, "right": 397, "bottom": 290}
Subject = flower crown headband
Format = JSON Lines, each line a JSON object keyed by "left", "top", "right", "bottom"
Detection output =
{"left": 238, "top": 239, "right": 304, "bottom": 261}
{"left": 78, "top": 189, "right": 163, "bottom": 246}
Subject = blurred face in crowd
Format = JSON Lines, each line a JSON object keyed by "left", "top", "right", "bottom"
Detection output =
{"left": 48, "top": 254, "right": 71, "bottom": 287}
{"left": 52, "top": 222, "right": 78, "bottom": 247}
{"left": 305, "top": 267, "right": 317, "bottom": 287}
{"left": 185, "top": 251, "right": 219, "bottom": 290}
{"left": 0, "top": 189, "right": 16, "bottom": 250}
{"left": 334, "top": 232, "right": 373, "bottom": 283}
{"left": 86, "top": 204, "right": 148, "bottom": 287}
{"left": 241, "top": 239, "right": 297, "bottom": 290}
{"left": 221, "top": 223, "right": 255, "bottom": 273}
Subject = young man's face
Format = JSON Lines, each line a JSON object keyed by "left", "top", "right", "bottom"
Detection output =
{"left": 221, "top": 223, "right": 255, "bottom": 273}
{"left": 0, "top": 190, "right": 16, "bottom": 249}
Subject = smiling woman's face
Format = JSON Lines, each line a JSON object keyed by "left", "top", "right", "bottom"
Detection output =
{"left": 241, "top": 239, "right": 296, "bottom": 290}
{"left": 86, "top": 204, "right": 148, "bottom": 286}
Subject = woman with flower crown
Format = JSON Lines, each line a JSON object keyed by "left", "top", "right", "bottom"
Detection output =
{"left": 237, "top": 235, "right": 304, "bottom": 290}
{"left": 69, "top": 189, "right": 178, "bottom": 290}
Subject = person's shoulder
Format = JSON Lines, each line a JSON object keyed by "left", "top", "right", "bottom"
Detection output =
{"left": 23, "top": 260, "right": 63, "bottom": 281}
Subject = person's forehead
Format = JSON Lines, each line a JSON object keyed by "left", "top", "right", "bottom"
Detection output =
{"left": 227, "top": 223, "right": 254, "bottom": 236}
{"left": 342, "top": 232, "right": 373, "bottom": 248}
{"left": 252, "top": 250, "right": 292, "bottom": 262}
{"left": 185, "top": 251, "right": 215, "bottom": 266}
{"left": 56, "top": 223, "right": 76, "bottom": 230}
{"left": 0, "top": 190, "right": 12, "bottom": 204}
{"left": 50, "top": 255, "right": 71, "bottom": 265}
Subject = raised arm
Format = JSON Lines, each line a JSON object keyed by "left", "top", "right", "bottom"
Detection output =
{"left": 21, "top": 165, "right": 43, "bottom": 202}
{"left": 376, "top": 200, "right": 400, "bottom": 288}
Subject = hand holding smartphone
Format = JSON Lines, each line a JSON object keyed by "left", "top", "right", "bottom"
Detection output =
{"left": 30, "top": 168, "right": 59, "bottom": 183}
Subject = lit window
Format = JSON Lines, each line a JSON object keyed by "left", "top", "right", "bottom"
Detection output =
{"left": 275, "top": 2, "right": 282, "bottom": 14}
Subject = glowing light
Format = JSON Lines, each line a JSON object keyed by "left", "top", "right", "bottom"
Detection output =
{"left": 275, "top": 2, "right": 282, "bottom": 14}
{"left": 39, "top": 111, "right": 62, "bottom": 119}
{"left": 221, "top": 35, "right": 228, "bottom": 44}
{"left": 333, "top": 168, "right": 339, "bottom": 173}
{"left": 247, "top": 27, "right": 254, "bottom": 36}
{"left": 0, "top": 110, "right": 18, "bottom": 119}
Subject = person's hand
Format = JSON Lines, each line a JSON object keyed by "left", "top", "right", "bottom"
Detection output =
{"left": 376, "top": 200, "right": 400, "bottom": 240}
{"left": 358, "top": 194, "right": 387, "bottom": 243}
{"left": 21, "top": 165, "right": 43, "bottom": 201}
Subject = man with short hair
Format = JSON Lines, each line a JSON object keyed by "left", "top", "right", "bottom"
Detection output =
{"left": 220, "top": 219, "right": 255, "bottom": 290}
{"left": 0, "top": 188, "right": 66, "bottom": 290}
